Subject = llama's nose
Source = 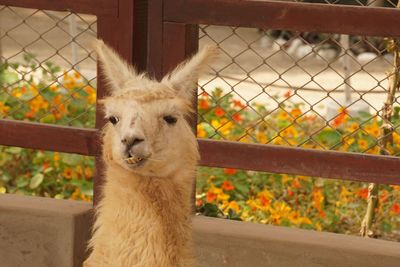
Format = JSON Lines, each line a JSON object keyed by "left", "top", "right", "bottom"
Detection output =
{"left": 121, "top": 137, "right": 144, "bottom": 149}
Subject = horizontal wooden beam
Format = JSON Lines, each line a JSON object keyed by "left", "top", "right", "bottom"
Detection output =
{"left": 2, "top": 119, "right": 399, "bottom": 185}
{"left": 0, "top": 119, "right": 100, "bottom": 156}
{"left": 198, "top": 139, "right": 400, "bottom": 185}
{"left": 0, "top": 0, "right": 118, "bottom": 17}
{"left": 164, "top": 0, "right": 400, "bottom": 37}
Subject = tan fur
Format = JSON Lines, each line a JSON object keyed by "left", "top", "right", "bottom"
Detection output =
{"left": 84, "top": 40, "right": 217, "bottom": 267}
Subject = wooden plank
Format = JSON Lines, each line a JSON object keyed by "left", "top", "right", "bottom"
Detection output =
{"left": 164, "top": 0, "right": 400, "bottom": 37}
{"left": 198, "top": 139, "right": 400, "bottom": 185}
{"left": 147, "top": 0, "right": 164, "bottom": 80}
{"left": 0, "top": 119, "right": 99, "bottom": 156}
{"left": 0, "top": 0, "right": 118, "bottom": 17}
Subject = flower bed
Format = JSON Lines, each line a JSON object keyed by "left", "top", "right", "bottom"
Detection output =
{"left": 0, "top": 58, "right": 399, "bottom": 241}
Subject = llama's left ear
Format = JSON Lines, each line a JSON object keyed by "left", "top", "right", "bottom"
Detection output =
{"left": 162, "top": 45, "right": 219, "bottom": 100}
{"left": 94, "top": 39, "right": 137, "bottom": 93}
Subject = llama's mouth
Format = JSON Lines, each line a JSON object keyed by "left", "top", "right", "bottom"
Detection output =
{"left": 124, "top": 155, "right": 146, "bottom": 167}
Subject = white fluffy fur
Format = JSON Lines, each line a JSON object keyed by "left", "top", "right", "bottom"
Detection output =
{"left": 83, "top": 40, "right": 217, "bottom": 267}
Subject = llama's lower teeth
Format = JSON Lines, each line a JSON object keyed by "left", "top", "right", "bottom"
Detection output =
{"left": 125, "top": 156, "right": 144, "bottom": 165}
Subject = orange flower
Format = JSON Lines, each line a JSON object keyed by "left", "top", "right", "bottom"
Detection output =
{"left": 224, "top": 168, "right": 237, "bottom": 175}
{"left": 201, "top": 91, "right": 209, "bottom": 98}
{"left": 233, "top": 100, "right": 246, "bottom": 109}
{"left": 260, "top": 195, "right": 270, "bottom": 207}
{"left": 291, "top": 108, "right": 302, "bottom": 118}
{"left": 196, "top": 198, "right": 204, "bottom": 207}
{"left": 232, "top": 113, "right": 242, "bottom": 122}
{"left": 25, "top": 110, "right": 36, "bottom": 119}
{"left": 284, "top": 90, "right": 292, "bottom": 98}
{"left": 215, "top": 106, "right": 225, "bottom": 117}
{"left": 391, "top": 203, "right": 400, "bottom": 214}
{"left": 291, "top": 178, "right": 301, "bottom": 188}
{"left": 199, "top": 99, "right": 210, "bottom": 110}
{"left": 84, "top": 167, "right": 93, "bottom": 180}
{"left": 379, "top": 190, "right": 388, "bottom": 203}
{"left": 42, "top": 162, "right": 50, "bottom": 170}
{"left": 63, "top": 167, "right": 73, "bottom": 180}
{"left": 332, "top": 108, "right": 348, "bottom": 127}
{"left": 357, "top": 188, "right": 369, "bottom": 199}
{"left": 221, "top": 180, "right": 235, "bottom": 191}
{"left": 287, "top": 188, "right": 294, "bottom": 197}
{"left": 206, "top": 191, "right": 217, "bottom": 202}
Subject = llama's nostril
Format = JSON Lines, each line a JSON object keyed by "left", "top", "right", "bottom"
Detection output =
{"left": 132, "top": 138, "right": 144, "bottom": 146}
{"left": 122, "top": 137, "right": 144, "bottom": 147}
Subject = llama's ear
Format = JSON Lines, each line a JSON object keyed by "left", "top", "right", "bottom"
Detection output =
{"left": 162, "top": 45, "right": 219, "bottom": 100}
{"left": 94, "top": 39, "right": 137, "bottom": 92}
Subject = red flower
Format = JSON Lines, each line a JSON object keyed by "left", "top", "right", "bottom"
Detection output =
{"left": 221, "top": 180, "right": 235, "bottom": 191}
{"left": 284, "top": 90, "right": 292, "bottom": 98}
{"left": 319, "top": 210, "right": 326, "bottom": 218}
{"left": 357, "top": 188, "right": 369, "bottom": 200}
{"left": 287, "top": 189, "right": 294, "bottom": 197}
{"left": 224, "top": 168, "right": 237, "bottom": 175}
{"left": 233, "top": 100, "right": 246, "bottom": 109}
{"left": 391, "top": 203, "right": 400, "bottom": 214}
{"left": 291, "top": 178, "right": 301, "bottom": 189}
{"left": 332, "top": 109, "right": 348, "bottom": 127}
{"left": 215, "top": 106, "right": 225, "bottom": 117}
{"left": 260, "top": 195, "right": 270, "bottom": 206}
{"left": 201, "top": 92, "right": 209, "bottom": 98}
{"left": 232, "top": 113, "right": 242, "bottom": 122}
{"left": 206, "top": 191, "right": 217, "bottom": 202}
{"left": 199, "top": 99, "right": 210, "bottom": 110}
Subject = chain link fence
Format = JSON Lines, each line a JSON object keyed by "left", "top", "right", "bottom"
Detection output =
{"left": 198, "top": 22, "right": 400, "bottom": 156}
{"left": 0, "top": 6, "right": 97, "bottom": 128}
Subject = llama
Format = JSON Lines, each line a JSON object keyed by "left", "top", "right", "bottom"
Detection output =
{"left": 83, "top": 40, "right": 218, "bottom": 267}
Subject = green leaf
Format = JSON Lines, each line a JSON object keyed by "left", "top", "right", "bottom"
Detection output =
{"left": 5, "top": 147, "right": 22, "bottom": 154}
{"left": 29, "top": 173, "right": 44, "bottom": 189}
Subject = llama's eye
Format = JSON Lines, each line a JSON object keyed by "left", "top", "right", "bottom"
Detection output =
{"left": 108, "top": 116, "right": 119, "bottom": 125}
{"left": 163, "top": 115, "right": 177, "bottom": 125}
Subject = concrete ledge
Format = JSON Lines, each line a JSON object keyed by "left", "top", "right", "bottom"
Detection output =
{"left": 0, "top": 194, "right": 92, "bottom": 267}
{"left": 194, "top": 216, "right": 400, "bottom": 267}
{"left": 1, "top": 194, "right": 400, "bottom": 267}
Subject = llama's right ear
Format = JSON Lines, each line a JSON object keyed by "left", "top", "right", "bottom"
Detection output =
{"left": 161, "top": 45, "right": 219, "bottom": 101}
{"left": 94, "top": 39, "right": 137, "bottom": 92}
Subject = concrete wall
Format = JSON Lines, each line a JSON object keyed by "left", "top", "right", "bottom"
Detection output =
{"left": 1, "top": 194, "right": 400, "bottom": 267}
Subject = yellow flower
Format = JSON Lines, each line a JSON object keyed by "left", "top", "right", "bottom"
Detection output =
{"left": 197, "top": 124, "right": 207, "bottom": 138}
{"left": 211, "top": 119, "right": 232, "bottom": 136}
{"left": 0, "top": 186, "right": 6, "bottom": 194}
{"left": 74, "top": 71, "right": 82, "bottom": 79}
{"left": 70, "top": 188, "right": 80, "bottom": 200}
{"left": 281, "top": 126, "right": 298, "bottom": 138}
{"left": 358, "top": 139, "right": 368, "bottom": 150}
{"left": 269, "top": 201, "right": 292, "bottom": 224}
{"left": 54, "top": 152, "right": 60, "bottom": 162}
{"left": 278, "top": 111, "right": 289, "bottom": 120}
{"left": 346, "top": 123, "right": 359, "bottom": 133}
{"left": 84, "top": 86, "right": 96, "bottom": 104}
{"left": 84, "top": 167, "right": 93, "bottom": 180}
{"left": 273, "top": 136, "right": 284, "bottom": 145}
{"left": 63, "top": 167, "right": 73, "bottom": 180}
{"left": 223, "top": 201, "right": 241, "bottom": 213}
{"left": 365, "top": 124, "right": 380, "bottom": 138}
{"left": 256, "top": 132, "right": 267, "bottom": 143}
{"left": 0, "top": 102, "right": 10, "bottom": 114}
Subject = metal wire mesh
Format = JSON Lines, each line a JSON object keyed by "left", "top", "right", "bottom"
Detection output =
{"left": 0, "top": 6, "right": 97, "bottom": 128}
{"left": 198, "top": 24, "right": 400, "bottom": 156}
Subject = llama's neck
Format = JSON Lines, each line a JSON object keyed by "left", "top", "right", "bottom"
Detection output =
{"left": 96, "top": 165, "right": 194, "bottom": 265}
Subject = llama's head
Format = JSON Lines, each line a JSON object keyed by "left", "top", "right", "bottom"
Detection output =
{"left": 96, "top": 40, "right": 217, "bottom": 178}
